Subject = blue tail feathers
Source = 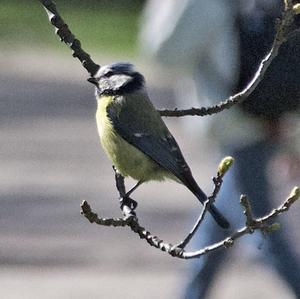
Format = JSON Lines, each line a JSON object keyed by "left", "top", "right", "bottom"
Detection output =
{"left": 189, "top": 181, "right": 230, "bottom": 229}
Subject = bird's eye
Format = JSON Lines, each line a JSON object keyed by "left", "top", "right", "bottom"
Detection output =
{"left": 105, "top": 70, "right": 114, "bottom": 77}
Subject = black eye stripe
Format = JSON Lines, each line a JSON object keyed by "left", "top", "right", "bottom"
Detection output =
{"left": 105, "top": 70, "right": 114, "bottom": 77}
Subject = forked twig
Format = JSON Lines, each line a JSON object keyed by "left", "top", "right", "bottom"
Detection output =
{"left": 158, "top": 0, "right": 296, "bottom": 117}
{"left": 80, "top": 153, "right": 299, "bottom": 259}
{"left": 81, "top": 180, "right": 299, "bottom": 259}
{"left": 39, "top": 0, "right": 298, "bottom": 116}
{"left": 174, "top": 157, "right": 233, "bottom": 249}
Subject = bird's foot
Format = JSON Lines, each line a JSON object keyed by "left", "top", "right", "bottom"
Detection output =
{"left": 120, "top": 196, "right": 138, "bottom": 211}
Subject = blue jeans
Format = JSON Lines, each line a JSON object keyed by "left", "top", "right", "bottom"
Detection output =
{"left": 183, "top": 141, "right": 300, "bottom": 298}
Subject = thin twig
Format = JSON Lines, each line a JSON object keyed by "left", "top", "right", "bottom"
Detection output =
{"left": 183, "top": 187, "right": 299, "bottom": 259}
{"left": 39, "top": 0, "right": 100, "bottom": 77}
{"left": 171, "top": 157, "right": 234, "bottom": 249}
{"left": 39, "top": 1, "right": 297, "bottom": 117}
{"left": 81, "top": 158, "right": 299, "bottom": 259}
{"left": 240, "top": 194, "right": 255, "bottom": 227}
{"left": 81, "top": 186, "right": 299, "bottom": 259}
{"left": 81, "top": 159, "right": 233, "bottom": 257}
{"left": 174, "top": 172, "right": 226, "bottom": 249}
{"left": 81, "top": 200, "right": 182, "bottom": 255}
{"left": 81, "top": 201, "right": 127, "bottom": 227}
{"left": 158, "top": 0, "right": 295, "bottom": 117}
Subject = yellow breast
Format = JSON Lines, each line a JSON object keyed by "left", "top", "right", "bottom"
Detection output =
{"left": 95, "top": 95, "right": 170, "bottom": 182}
{"left": 95, "top": 95, "right": 112, "bottom": 139}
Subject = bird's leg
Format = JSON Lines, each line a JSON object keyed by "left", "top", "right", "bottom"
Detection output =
{"left": 113, "top": 166, "right": 126, "bottom": 196}
{"left": 112, "top": 166, "right": 139, "bottom": 211}
{"left": 125, "top": 181, "right": 143, "bottom": 197}
{"left": 121, "top": 181, "right": 143, "bottom": 210}
{"left": 118, "top": 181, "right": 143, "bottom": 211}
{"left": 120, "top": 197, "right": 138, "bottom": 211}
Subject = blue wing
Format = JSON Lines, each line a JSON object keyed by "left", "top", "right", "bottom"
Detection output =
{"left": 106, "top": 94, "right": 196, "bottom": 189}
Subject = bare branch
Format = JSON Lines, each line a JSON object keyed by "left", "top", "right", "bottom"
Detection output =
{"left": 174, "top": 157, "right": 234, "bottom": 249}
{"left": 240, "top": 195, "right": 255, "bottom": 227}
{"left": 158, "top": 0, "right": 296, "bottom": 117}
{"left": 81, "top": 147, "right": 299, "bottom": 261}
{"left": 39, "top": 1, "right": 298, "bottom": 117}
{"left": 173, "top": 176, "right": 224, "bottom": 250}
{"left": 81, "top": 186, "right": 299, "bottom": 259}
{"left": 81, "top": 201, "right": 127, "bottom": 227}
{"left": 81, "top": 200, "right": 183, "bottom": 255}
{"left": 183, "top": 186, "right": 300, "bottom": 259}
{"left": 80, "top": 159, "right": 234, "bottom": 258}
{"left": 39, "top": 0, "right": 100, "bottom": 77}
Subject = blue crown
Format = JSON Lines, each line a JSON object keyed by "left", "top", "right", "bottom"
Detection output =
{"left": 110, "top": 63, "right": 134, "bottom": 74}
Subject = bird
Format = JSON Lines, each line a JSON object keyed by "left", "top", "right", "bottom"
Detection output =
{"left": 92, "top": 62, "right": 229, "bottom": 229}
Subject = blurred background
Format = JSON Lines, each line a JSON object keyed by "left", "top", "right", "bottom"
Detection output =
{"left": 1, "top": 1, "right": 299, "bottom": 298}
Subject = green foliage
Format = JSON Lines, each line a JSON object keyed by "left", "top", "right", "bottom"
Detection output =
{"left": 0, "top": 0, "right": 144, "bottom": 56}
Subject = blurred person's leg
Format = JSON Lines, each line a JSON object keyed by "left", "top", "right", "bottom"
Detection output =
{"left": 183, "top": 245, "right": 227, "bottom": 299}
{"left": 235, "top": 138, "right": 300, "bottom": 298}
{"left": 183, "top": 135, "right": 300, "bottom": 298}
{"left": 182, "top": 169, "right": 242, "bottom": 299}
{"left": 263, "top": 230, "right": 300, "bottom": 297}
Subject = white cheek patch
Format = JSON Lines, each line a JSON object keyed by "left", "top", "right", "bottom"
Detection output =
{"left": 99, "top": 79, "right": 111, "bottom": 91}
{"left": 110, "top": 74, "right": 133, "bottom": 90}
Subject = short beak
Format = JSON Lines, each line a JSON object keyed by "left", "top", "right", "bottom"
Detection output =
{"left": 87, "top": 77, "right": 99, "bottom": 88}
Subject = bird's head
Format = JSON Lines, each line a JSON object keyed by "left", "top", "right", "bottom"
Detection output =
{"left": 90, "top": 63, "right": 145, "bottom": 95}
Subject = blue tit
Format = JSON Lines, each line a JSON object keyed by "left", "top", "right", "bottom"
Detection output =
{"left": 93, "top": 63, "right": 229, "bottom": 229}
